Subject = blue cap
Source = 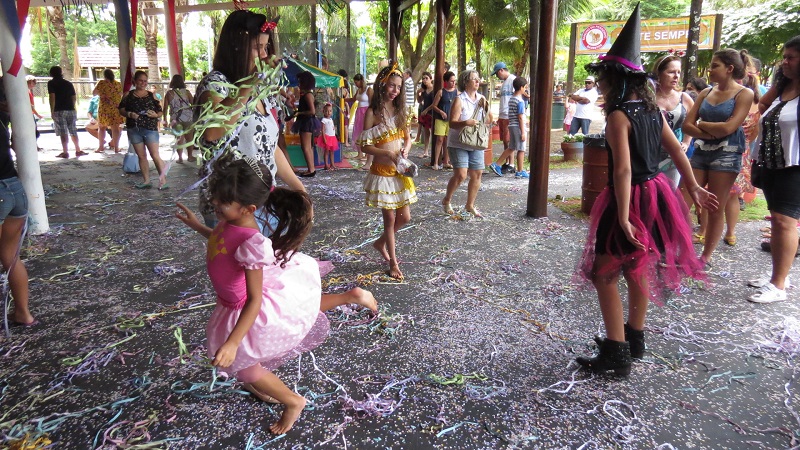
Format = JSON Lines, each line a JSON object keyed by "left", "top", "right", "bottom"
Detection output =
{"left": 492, "top": 62, "right": 507, "bottom": 76}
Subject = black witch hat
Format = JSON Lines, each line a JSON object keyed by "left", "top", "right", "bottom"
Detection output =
{"left": 587, "top": 3, "right": 645, "bottom": 74}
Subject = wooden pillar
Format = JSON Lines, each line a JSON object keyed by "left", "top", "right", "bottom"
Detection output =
{"left": 566, "top": 23, "right": 577, "bottom": 100}
{"left": 0, "top": 12, "right": 49, "bottom": 234}
{"left": 525, "top": 0, "right": 558, "bottom": 218}
{"left": 346, "top": 4, "right": 352, "bottom": 75}
{"left": 311, "top": 5, "right": 317, "bottom": 64}
{"left": 430, "top": 0, "right": 447, "bottom": 167}
{"left": 388, "top": 0, "right": 401, "bottom": 61}
{"left": 457, "top": 0, "right": 466, "bottom": 71}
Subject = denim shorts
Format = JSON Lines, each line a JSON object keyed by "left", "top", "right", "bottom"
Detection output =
{"left": 690, "top": 148, "right": 742, "bottom": 173}
{"left": 761, "top": 166, "right": 800, "bottom": 220}
{"left": 448, "top": 147, "right": 486, "bottom": 170}
{"left": 127, "top": 127, "right": 160, "bottom": 145}
{"left": 0, "top": 177, "right": 28, "bottom": 224}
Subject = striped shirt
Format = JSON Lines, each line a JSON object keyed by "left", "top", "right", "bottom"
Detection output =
{"left": 508, "top": 95, "right": 525, "bottom": 128}
{"left": 404, "top": 77, "right": 415, "bottom": 108}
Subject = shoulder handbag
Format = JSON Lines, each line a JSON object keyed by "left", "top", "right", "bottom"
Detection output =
{"left": 123, "top": 144, "right": 141, "bottom": 174}
{"left": 750, "top": 159, "right": 764, "bottom": 189}
{"left": 458, "top": 98, "right": 490, "bottom": 150}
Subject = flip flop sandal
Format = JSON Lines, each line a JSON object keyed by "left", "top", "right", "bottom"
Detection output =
{"left": 692, "top": 233, "right": 705, "bottom": 244}
{"left": 442, "top": 202, "right": 454, "bottom": 215}
{"left": 724, "top": 235, "right": 737, "bottom": 246}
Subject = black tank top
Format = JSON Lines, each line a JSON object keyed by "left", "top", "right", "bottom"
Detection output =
{"left": 0, "top": 122, "right": 17, "bottom": 180}
{"left": 607, "top": 101, "right": 662, "bottom": 187}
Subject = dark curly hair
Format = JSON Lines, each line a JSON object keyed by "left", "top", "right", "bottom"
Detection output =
{"left": 587, "top": 62, "right": 658, "bottom": 115}
{"left": 209, "top": 154, "right": 313, "bottom": 267}
{"left": 208, "top": 153, "right": 272, "bottom": 211}
{"left": 264, "top": 188, "right": 313, "bottom": 265}
{"left": 774, "top": 35, "right": 800, "bottom": 96}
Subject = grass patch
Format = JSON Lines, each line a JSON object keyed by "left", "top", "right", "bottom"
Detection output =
{"left": 549, "top": 196, "right": 588, "bottom": 220}
{"left": 549, "top": 154, "right": 582, "bottom": 170}
{"left": 739, "top": 196, "right": 769, "bottom": 222}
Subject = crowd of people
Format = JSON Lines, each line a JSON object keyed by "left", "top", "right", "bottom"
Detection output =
{"left": 2, "top": 4, "right": 798, "bottom": 435}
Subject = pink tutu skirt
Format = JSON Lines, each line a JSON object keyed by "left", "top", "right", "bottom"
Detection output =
{"left": 577, "top": 173, "right": 705, "bottom": 303}
{"left": 317, "top": 134, "right": 339, "bottom": 152}
{"left": 352, "top": 106, "right": 369, "bottom": 152}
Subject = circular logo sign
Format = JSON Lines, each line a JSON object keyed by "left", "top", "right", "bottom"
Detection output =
{"left": 581, "top": 25, "right": 608, "bottom": 50}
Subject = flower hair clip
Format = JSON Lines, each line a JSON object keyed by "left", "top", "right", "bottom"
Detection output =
{"left": 667, "top": 48, "right": 686, "bottom": 58}
{"left": 260, "top": 21, "right": 277, "bottom": 33}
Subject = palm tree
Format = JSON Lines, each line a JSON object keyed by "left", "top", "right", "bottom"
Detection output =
{"left": 46, "top": 6, "right": 71, "bottom": 79}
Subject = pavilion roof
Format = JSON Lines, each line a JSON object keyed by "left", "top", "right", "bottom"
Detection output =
{"left": 76, "top": 47, "right": 169, "bottom": 69}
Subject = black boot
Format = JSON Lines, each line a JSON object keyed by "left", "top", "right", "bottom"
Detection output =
{"left": 593, "top": 323, "right": 646, "bottom": 359}
{"left": 625, "top": 323, "right": 645, "bottom": 359}
{"left": 576, "top": 339, "right": 632, "bottom": 376}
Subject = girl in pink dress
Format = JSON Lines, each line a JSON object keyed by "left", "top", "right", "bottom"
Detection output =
{"left": 175, "top": 155, "right": 377, "bottom": 434}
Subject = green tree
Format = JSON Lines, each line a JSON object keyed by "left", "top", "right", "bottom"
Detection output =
{"left": 721, "top": 0, "right": 800, "bottom": 75}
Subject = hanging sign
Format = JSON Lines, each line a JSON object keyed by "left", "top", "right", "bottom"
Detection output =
{"left": 576, "top": 15, "right": 717, "bottom": 55}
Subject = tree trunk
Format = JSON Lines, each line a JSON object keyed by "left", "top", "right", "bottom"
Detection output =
{"left": 47, "top": 6, "right": 71, "bottom": 80}
{"left": 141, "top": 1, "right": 161, "bottom": 81}
{"left": 398, "top": 0, "right": 454, "bottom": 81}
{"left": 468, "top": 16, "right": 484, "bottom": 76}
{"left": 683, "top": 0, "right": 703, "bottom": 86}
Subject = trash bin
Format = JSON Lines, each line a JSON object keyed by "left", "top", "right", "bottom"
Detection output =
{"left": 551, "top": 102, "right": 565, "bottom": 129}
{"left": 581, "top": 134, "right": 608, "bottom": 215}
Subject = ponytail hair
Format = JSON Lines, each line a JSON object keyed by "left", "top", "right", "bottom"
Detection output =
{"left": 713, "top": 48, "right": 746, "bottom": 80}
{"left": 265, "top": 188, "right": 313, "bottom": 266}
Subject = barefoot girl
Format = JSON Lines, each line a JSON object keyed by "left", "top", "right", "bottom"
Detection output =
{"left": 356, "top": 64, "right": 417, "bottom": 279}
{"left": 175, "top": 155, "right": 377, "bottom": 434}
{"left": 575, "top": 5, "right": 718, "bottom": 376}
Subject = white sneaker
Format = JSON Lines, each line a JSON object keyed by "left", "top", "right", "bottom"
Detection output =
{"left": 747, "top": 275, "right": 792, "bottom": 288}
{"left": 748, "top": 283, "right": 788, "bottom": 303}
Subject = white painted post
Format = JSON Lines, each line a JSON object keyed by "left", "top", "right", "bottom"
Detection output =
{"left": 0, "top": 9, "right": 49, "bottom": 235}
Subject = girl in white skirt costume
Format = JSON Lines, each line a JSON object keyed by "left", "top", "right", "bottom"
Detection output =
{"left": 356, "top": 63, "right": 418, "bottom": 279}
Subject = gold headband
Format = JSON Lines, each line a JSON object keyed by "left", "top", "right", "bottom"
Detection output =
{"left": 379, "top": 61, "right": 402, "bottom": 85}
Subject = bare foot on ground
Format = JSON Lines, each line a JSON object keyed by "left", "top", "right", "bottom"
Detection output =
{"left": 269, "top": 395, "right": 306, "bottom": 434}
{"left": 349, "top": 287, "right": 378, "bottom": 312}
{"left": 372, "top": 237, "right": 390, "bottom": 261}
{"left": 387, "top": 261, "right": 404, "bottom": 280}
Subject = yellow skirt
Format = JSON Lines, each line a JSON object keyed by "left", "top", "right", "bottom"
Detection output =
{"left": 363, "top": 163, "right": 418, "bottom": 209}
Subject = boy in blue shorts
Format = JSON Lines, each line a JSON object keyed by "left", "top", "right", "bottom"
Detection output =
{"left": 489, "top": 77, "right": 529, "bottom": 178}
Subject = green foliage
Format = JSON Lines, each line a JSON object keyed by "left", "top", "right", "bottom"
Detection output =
{"left": 721, "top": 0, "right": 800, "bottom": 67}
{"left": 181, "top": 40, "right": 210, "bottom": 81}
{"left": 29, "top": 8, "right": 119, "bottom": 76}
{"left": 588, "top": 0, "right": 690, "bottom": 20}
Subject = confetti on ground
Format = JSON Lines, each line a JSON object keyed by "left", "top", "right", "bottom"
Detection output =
{"left": 0, "top": 157, "right": 797, "bottom": 448}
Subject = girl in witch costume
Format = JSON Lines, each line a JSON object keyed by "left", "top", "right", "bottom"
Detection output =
{"left": 575, "top": 4, "right": 719, "bottom": 376}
